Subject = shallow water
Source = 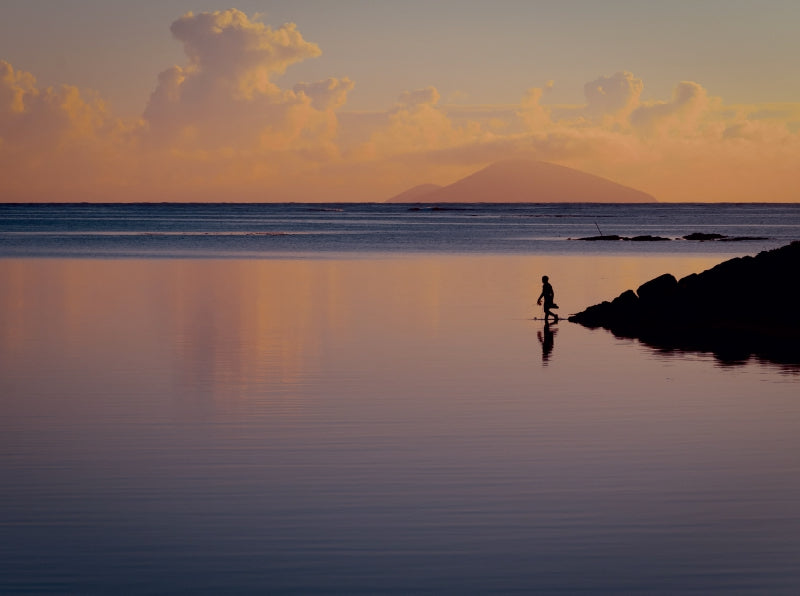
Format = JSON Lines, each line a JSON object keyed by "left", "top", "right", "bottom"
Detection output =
{"left": 1, "top": 254, "right": 798, "bottom": 594}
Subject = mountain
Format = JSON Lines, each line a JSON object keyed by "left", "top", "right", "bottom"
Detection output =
{"left": 386, "top": 159, "right": 656, "bottom": 203}
{"left": 386, "top": 183, "right": 443, "bottom": 203}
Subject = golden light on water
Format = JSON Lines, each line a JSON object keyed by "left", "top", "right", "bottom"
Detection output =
{"left": 0, "top": 254, "right": 727, "bottom": 406}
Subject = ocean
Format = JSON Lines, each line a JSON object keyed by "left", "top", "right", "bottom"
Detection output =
{"left": 1, "top": 202, "right": 798, "bottom": 258}
{"left": 1, "top": 203, "right": 799, "bottom": 594}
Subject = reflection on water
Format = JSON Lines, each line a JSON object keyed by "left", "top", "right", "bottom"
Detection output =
{"left": 1, "top": 255, "right": 799, "bottom": 594}
{"left": 537, "top": 322, "right": 558, "bottom": 364}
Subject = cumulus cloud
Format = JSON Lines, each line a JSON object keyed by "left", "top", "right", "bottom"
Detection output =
{"left": 0, "top": 61, "right": 34, "bottom": 114}
{"left": 630, "top": 81, "right": 710, "bottom": 135}
{"left": 169, "top": 9, "right": 321, "bottom": 98}
{"left": 142, "top": 8, "right": 350, "bottom": 155}
{"left": 378, "top": 74, "right": 798, "bottom": 202}
{"left": 0, "top": 60, "right": 131, "bottom": 200}
{"left": 2, "top": 13, "right": 800, "bottom": 204}
{"left": 584, "top": 71, "right": 643, "bottom": 123}
{"left": 0, "top": 60, "right": 111, "bottom": 147}
{"left": 294, "top": 77, "right": 354, "bottom": 111}
{"left": 0, "top": 10, "right": 358, "bottom": 201}
{"left": 350, "top": 86, "right": 489, "bottom": 161}
{"left": 517, "top": 86, "right": 551, "bottom": 131}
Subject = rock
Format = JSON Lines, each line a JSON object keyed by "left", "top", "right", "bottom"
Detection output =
{"left": 682, "top": 232, "right": 770, "bottom": 242}
{"left": 577, "top": 235, "right": 625, "bottom": 241}
{"left": 719, "top": 236, "right": 769, "bottom": 242}
{"left": 577, "top": 233, "right": 767, "bottom": 242}
{"left": 627, "top": 235, "right": 671, "bottom": 242}
{"left": 636, "top": 273, "right": 678, "bottom": 304}
{"left": 684, "top": 232, "right": 726, "bottom": 241}
{"left": 569, "top": 241, "right": 800, "bottom": 366}
{"left": 577, "top": 234, "right": 671, "bottom": 241}
{"left": 612, "top": 289, "right": 639, "bottom": 310}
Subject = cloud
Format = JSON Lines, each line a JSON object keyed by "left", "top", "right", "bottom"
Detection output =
{"left": 2, "top": 10, "right": 800, "bottom": 204}
{"left": 584, "top": 71, "right": 643, "bottom": 124}
{"left": 169, "top": 9, "right": 321, "bottom": 98}
{"left": 0, "top": 60, "right": 132, "bottom": 200}
{"left": 294, "top": 77, "right": 354, "bottom": 111}
{"left": 0, "top": 60, "right": 111, "bottom": 147}
{"left": 0, "top": 61, "right": 34, "bottom": 114}
{"left": 344, "top": 86, "right": 489, "bottom": 163}
{"left": 630, "top": 81, "right": 710, "bottom": 136}
{"left": 142, "top": 8, "right": 349, "bottom": 155}
{"left": 376, "top": 76, "right": 799, "bottom": 202}
{"left": 517, "top": 86, "right": 551, "bottom": 131}
{"left": 0, "top": 7, "right": 355, "bottom": 201}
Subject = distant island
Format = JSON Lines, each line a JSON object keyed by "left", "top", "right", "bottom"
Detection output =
{"left": 386, "top": 159, "right": 656, "bottom": 203}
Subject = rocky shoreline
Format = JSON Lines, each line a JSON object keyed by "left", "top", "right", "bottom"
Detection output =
{"left": 568, "top": 241, "right": 800, "bottom": 366}
{"left": 575, "top": 232, "right": 769, "bottom": 242}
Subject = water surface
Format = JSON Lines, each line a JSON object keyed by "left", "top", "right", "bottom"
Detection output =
{"left": 1, "top": 254, "right": 798, "bottom": 594}
{"left": 2, "top": 202, "right": 798, "bottom": 257}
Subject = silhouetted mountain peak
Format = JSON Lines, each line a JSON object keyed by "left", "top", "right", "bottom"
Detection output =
{"left": 386, "top": 160, "right": 656, "bottom": 203}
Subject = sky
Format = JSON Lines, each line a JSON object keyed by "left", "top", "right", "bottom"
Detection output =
{"left": 1, "top": 0, "right": 799, "bottom": 202}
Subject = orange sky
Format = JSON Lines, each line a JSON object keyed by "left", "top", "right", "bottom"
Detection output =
{"left": 1, "top": 6, "right": 799, "bottom": 202}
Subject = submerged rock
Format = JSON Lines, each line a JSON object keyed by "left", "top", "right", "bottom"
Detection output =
{"left": 684, "top": 232, "right": 727, "bottom": 241}
{"left": 569, "top": 241, "right": 800, "bottom": 366}
{"left": 577, "top": 232, "right": 767, "bottom": 242}
{"left": 628, "top": 235, "right": 671, "bottom": 242}
{"left": 683, "top": 232, "right": 770, "bottom": 242}
{"left": 576, "top": 234, "right": 670, "bottom": 241}
{"left": 577, "top": 234, "right": 625, "bottom": 241}
{"left": 719, "top": 236, "right": 769, "bottom": 242}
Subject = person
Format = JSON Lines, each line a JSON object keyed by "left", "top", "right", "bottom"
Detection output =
{"left": 537, "top": 275, "right": 559, "bottom": 322}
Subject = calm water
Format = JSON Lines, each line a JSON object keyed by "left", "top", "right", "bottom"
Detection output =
{"left": 1, "top": 202, "right": 798, "bottom": 257}
{"left": 1, "top": 204, "right": 799, "bottom": 594}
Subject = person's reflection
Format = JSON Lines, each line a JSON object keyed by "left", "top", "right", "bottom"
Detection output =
{"left": 537, "top": 321, "right": 557, "bottom": 364}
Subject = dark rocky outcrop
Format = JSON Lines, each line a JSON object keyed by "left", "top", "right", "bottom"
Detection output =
{"left": 683, "top": 232, "right": 726, "bottom": 241}
{"left": 577, "top": 234, "right": 626, "bottom": 241}
{"left": 577, "top": 234, "right": 670, "bottom": 241}
{"left": 575, "top": 233, "right": 768, "bottom": 242}
{"left": 683, "top": 232, "right": 769, "bottom": 242}
{"left": 629, "top": 235, "right": 671, "bottom": 242}
{"left": 569, "top": 241, "right": 800, "bottom": 366}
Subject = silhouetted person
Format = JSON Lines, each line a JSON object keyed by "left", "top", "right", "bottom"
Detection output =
{"left": 537, "top": 275, "right": 558, "bottom": 322}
